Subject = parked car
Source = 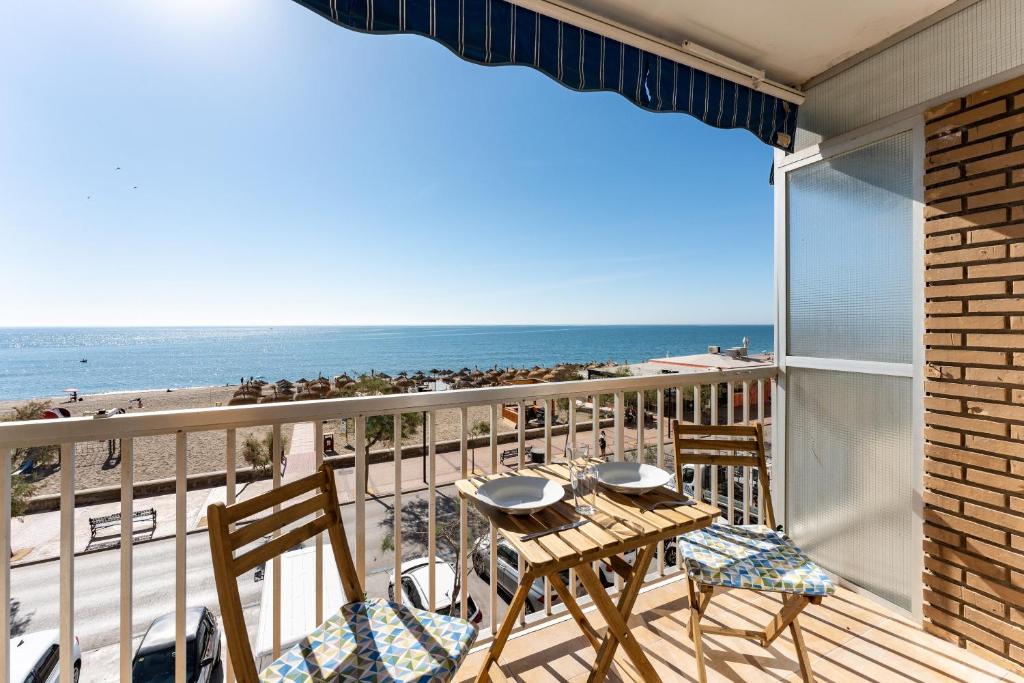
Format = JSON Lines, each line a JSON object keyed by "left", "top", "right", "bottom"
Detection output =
{"left": 387, "top": 557, "right": 483, "bottom": 624}
{"left": 10, "top": 629, "right": 81, "bottom": 683}
{"left": 131, "top": 606, "right": 221, "bottom": 683}
{"left": 473, "top": 537, "right": 578, "bottom": 612}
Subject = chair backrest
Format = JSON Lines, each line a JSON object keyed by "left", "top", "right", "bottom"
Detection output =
{"left": 207, "top": 463, "right": 361, "bottom": 682}
{"left": 671, "top": 421, "right": 775, "bottom": 529}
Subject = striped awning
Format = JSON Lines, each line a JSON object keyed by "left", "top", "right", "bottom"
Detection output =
{"left": 293, "top": 0, "right": 798, "bottom": 151}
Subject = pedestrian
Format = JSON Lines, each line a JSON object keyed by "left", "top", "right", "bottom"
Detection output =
{"left": 598, "top": 430, "right": 607, "bottom": 456}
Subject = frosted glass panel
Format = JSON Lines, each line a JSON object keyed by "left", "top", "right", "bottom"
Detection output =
{"left": 785, "top": 368, "right": 912, "bottom": 609}
{"left": 787, "top": 132, "right": 912, "bottom": 363}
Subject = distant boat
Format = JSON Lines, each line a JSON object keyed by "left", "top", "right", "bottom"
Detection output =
{"left": 80, "top": 359, "right": 87, "bottom": 363}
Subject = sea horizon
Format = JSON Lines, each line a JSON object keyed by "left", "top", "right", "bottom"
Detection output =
{"left": 0, "top": 324, "right": 774, "bottom": 401}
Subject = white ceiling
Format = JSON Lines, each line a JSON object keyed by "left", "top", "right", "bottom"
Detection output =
{"left": 562, "top": 0, "right": 961, "bottom": 86}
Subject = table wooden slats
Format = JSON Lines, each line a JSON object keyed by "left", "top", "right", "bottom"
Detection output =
{"left": 456, "top": 462, "right": 718, "bottom": 682}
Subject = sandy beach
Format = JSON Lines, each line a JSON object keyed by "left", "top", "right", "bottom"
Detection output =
{"left": 0, "top": 386, "right": 536, "bottom": 496}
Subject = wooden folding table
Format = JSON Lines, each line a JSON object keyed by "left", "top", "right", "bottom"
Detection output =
{"left": 455, "top": 463, "right": 718, "bottom": 683}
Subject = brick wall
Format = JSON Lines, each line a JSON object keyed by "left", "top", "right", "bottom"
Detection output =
{"left": 923, "top": 74, "right": 1024, "bottom": 673}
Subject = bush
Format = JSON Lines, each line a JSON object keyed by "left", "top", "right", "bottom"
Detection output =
{"left": 241, "top": 431, "right": 289, "bottom": 475}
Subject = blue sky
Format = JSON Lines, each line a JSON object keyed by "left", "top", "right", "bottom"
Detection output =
{"left": 0, "top": 0, "right": 774, "bottom": 326}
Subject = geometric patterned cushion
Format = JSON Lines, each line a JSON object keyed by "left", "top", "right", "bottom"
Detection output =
{"left": 678, "top": 523, "right": 835, "bottom": 597}
{"left": 259, "top": 598, "right": 477, "bottom": 682}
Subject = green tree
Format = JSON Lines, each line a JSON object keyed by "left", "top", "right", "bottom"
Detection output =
{"left": 2, "top": 401, "right": 63, "bottom": 520}
{"left": 3, "top": 401, "right": 60, "bottom": 471}
{"left": 337, "top": 377, "right": 423, "bottom": 490}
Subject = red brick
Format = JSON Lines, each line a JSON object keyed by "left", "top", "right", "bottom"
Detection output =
{"left": 966, "top": 75, "right": 1024, "bottom": 106}
{"left": 927, "top": 300, "right": 965, "bottom": 316}
{"left": 966, "top": 333, "right": 1024, "bottom": 348}
{"left": 965, "top": 536, "right": 1024, "bottom": 571}
{"left": 927, "top": 138, "right": 1007, "bottom": 169}
{"left": 926, "top": 131, "right": 963, "bottom": 155}
{"left": 925, "top": 166, "right": 962, "bottom": 187}
{"left": 925, "top": 507, "right": 1007, "bottom": 544}
{"left": 925, "top": 233, "right": 963, "bottom": 250}
{"left": 966, "top": 223, "right": 1024, "bottom": 244}
{"left": 965, "top": 606, "right": 1024, "bottom": 643}
{"left": 964, "top": 502, "right": 1024, "bottom": 533}
{"left": 967, "top": 185, "right": 1024, "bottom": 210}
{"left": 926, "top": 364, "right": 963, "bottom": 380}
{"left": 925, "top": 489, "right": 962, "bottom": 512}
{"left": 926, "top": 555, "right": 964, "bottom": 581}
{"left": 926, "top": 244, "right": 1007, "bottom": 266}
{"left": 926, "top": 282, "right": 1007, "bottom": 299}
{"left": 926, "top": 426, "right": 964, "bottom": 446}
{"left": 1013, "top": 460, "right": 1024, "bottom": 476}
{"left": 967, "top": 112, "right": 1024, "bottom": 142}
{"left": 926, "top": 442, "right": 1007, "bottom": 470}
{"left": 926, "top": 315, "right": 1004, "bottom": 329}
{"left": 968, "top": 260, "right": 1024, "bottom": 278}
{"left": 1014, "top": 205, "right": 1024, "bottom": 221}
{"left": 925, "top": 540, "right": 1009, "bottom": 581}
{"left": 925, "top": 266, "right": 964, "bottom": 283}
{"left": 925, "top": 174, "right": 1005, "bottom": 202}
{"left": 1016, "top": 280, "right": 1024, "bottom": 294}
{"left": 926, "top": 411, "right": 1008, "bottom": 437}
{"left": 926, "top": 98, "right": 965, "bottom": 121}
{"left": 925, "top": 381, "right": 1006, "bottom": 401}
{"left": 924, "top": 604, "right": 1005, "bottom": 651}
{"left": 925, "top": 521, "right": 963, "bottom": 546}
{"left": 924, "top": 332, "right": 961, "bottom": 347}
{"left": 965, "top": 468, "right": 1024, "bottom": 495}
{"left": 966, "top": 435, "right": 1024, "bottom": 458}
{"left": 925, "top": 587, "right": 962, "bottom": 613}
{"left": 967, "top": 572, "right": 1024, "bottom": 608}
{"left": 929, "top": 476, "right": 1006, "bottom": 508}
{"left": 926, "top": 198, "right": 963, "bottom": 218}
{"left": 926, "top": 208, "right": 1007, "bottom": 233}
{"left": 969, "top": 297, "right": 1024, "bottom": 313}
{"left": 926, "top": 395, "right": 962, "bottom": 412}
{"left": 926, "top": 101, "right": 1008, "bottom": 137}
{"left": 927, "top": 348, "right": 1007, "bottom": 365}
{"left": 967, "top": 150, "right": 1024, "bottom": 176}
{"left": 924, "top": 570, "right": 965, "bottom": 598}
{"left": 966, "top": 400, "right": 1024, "bottom": 421}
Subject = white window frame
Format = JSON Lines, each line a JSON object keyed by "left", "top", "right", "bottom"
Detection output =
{"left": 772, "top": 114, "right": 925, "bottom": 621}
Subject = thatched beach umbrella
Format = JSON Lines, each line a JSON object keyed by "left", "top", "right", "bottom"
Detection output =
{"left": 228, "top": 395, "right": 258, "bottom": 406}
{"left": 528, "top": 368, "right": 548, "bottom": 380}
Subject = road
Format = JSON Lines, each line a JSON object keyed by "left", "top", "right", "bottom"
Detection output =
{"left": 10, "top": 483, "right": 508, "bottom": 681}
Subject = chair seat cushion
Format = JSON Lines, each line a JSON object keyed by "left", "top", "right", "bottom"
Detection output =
{"left": 678, "top": 524, "right": 835, "bottom": 597}
{"left": 259, "top": 598, "right": 477, "bottom": 682}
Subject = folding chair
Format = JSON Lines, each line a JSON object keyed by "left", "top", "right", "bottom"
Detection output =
{"left": 672, "top": 422, "right": 834, "bottom": 683}
{"left": 208, "top": 463, "right": 477, "bottom": 682}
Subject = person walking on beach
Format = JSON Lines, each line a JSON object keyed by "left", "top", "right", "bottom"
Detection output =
{"left": 598, "top": 430, "right": 607, "bottom": 457}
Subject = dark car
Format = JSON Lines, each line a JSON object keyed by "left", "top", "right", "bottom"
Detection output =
{"left": 131, "top": 606, "right": 221, "bottom": 683}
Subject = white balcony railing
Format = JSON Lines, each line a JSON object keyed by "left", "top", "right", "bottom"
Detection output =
{"left": 0, "top": 366, "right": 776, "bottom": 683}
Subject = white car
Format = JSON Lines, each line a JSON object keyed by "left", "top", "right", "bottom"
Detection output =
{"left": 388, "top": 557, "right": 482, "bottom": 625}
{"left": 10, "top": 629, "right": 81, "bottom": 683}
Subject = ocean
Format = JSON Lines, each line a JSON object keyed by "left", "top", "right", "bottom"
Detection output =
{"left": 0, "top": 326, "right": 773, "bottom": 400}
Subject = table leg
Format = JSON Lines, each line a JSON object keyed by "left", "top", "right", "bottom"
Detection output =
{"left": 577, "top": 556, "right": 659, "bottom": 683}
{"left": 474, "top": 573, "right": 535, "bottom": 683}
{"left": 589, "top": 543, "right": 657, "bottom": 679}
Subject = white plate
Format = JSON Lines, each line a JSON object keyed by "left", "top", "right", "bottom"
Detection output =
{"left": 596, "top": 462, "right": 671, "bottom": 495}
{"left": 473, "top": 477, "right": 565, "bottom": 515}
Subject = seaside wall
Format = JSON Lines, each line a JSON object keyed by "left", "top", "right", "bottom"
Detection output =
{"left": 921, "top": 74, "right": 1024, "bottom": 670}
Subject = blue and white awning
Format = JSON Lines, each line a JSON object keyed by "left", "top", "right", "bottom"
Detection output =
{"left": 293, "top": 0, "right": 798, "bottom": 151}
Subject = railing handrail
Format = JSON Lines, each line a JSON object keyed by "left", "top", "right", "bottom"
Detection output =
{"left": 0, "top": 366, "right": 776, "bottom": 449}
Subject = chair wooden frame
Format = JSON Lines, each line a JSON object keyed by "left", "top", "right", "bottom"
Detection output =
{"left": 207, "top": 464, "right": 361, "bottom": 683}
{"left": 672, "top": 421, "right": 821, "bottom": 683}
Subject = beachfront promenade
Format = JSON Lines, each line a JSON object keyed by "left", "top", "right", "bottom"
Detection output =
{"left": 10, "top": 420, "right": 660, "bottom": 564}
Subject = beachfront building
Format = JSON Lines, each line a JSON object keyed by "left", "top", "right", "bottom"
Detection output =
{"left": 2, "top": 1, "right": 1024, "bottom": 681}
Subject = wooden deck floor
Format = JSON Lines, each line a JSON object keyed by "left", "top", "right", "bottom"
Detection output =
{"left": 454, "top": 579, "right": 1024, "bottom": 683}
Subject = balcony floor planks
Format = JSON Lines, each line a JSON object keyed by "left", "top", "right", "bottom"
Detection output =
{"left": 453, "top": 580, "right": 1024, "bottom": 683}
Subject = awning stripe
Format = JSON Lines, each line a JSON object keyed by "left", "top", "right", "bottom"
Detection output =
{"left": 296, "top": 0, "right": 797, "bottom": 151}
